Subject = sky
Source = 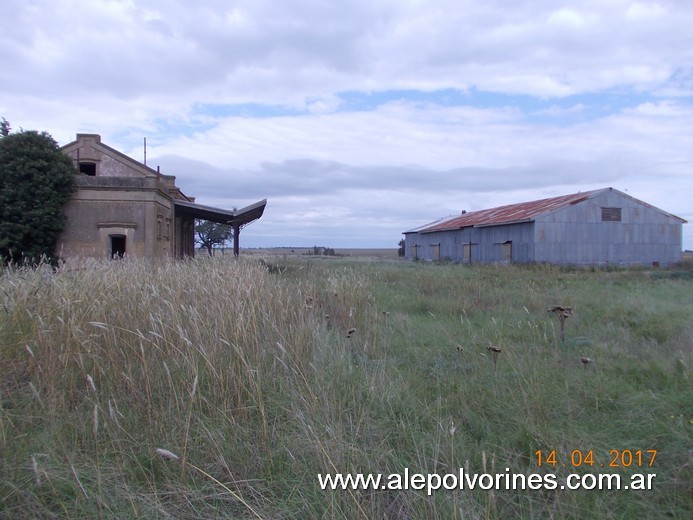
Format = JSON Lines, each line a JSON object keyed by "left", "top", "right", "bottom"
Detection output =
{"left": 2, "top": 0, "right": 692, "bottom": 250}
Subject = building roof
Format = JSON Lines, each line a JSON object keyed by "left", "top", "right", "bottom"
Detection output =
{"left": 406, "top": 187, "right": 686, "bottom": 234}
{"left": 174, "top": 198, "right": 267, "bottom": 228}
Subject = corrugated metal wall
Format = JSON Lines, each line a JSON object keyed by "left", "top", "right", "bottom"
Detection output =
{"left": 534, "top": 191, "right": 683, "bottom": 265}
{"left": 405, "top": 223, "right": 535, "bottom": 263}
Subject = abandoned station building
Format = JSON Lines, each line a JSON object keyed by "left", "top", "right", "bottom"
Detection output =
{"left": 57, "top": 134, "right": 265, "bottom": 259}
{"left": 404, "top": 188, "right": 686, "bottom": 266}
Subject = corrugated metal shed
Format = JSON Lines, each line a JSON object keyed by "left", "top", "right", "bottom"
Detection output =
{"left": 404, "top": 187, "right": 686, "bottom": 265}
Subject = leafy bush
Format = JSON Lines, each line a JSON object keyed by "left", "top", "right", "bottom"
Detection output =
{"left": 0, "top": 128, "right": 76, "bottom": 263}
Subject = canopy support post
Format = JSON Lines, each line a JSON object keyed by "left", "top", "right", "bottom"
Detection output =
{"left": 233, "top": 223, "right": 240, "bottom": 257}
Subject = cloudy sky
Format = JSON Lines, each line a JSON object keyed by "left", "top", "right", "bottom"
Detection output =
{"left": 2, "top": 0, "right": 692, "bottom": 249}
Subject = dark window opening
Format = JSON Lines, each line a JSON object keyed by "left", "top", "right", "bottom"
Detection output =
{"left": 601, "top": 207, "right": 622, "bottom": 222}
{"left": 80, "top": 162, "right": 96, "bottom": 176}
{"left": 110, "top": 235, "right": 126, "bottom": 258}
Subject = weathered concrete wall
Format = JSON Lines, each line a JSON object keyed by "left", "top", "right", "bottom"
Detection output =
{"left": 57, "top": 178, "right": 175, "bottom": 259}
{"left": 57, "top": 135, "right": 186, "bottom": 260}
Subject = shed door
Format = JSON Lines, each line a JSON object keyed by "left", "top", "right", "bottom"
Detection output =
{"left": 463, "top": 243, "right": 472, "bottom": 263}
{"left": 502, "top": 241, "right": 512, "bottom": 262}
{"left": 431, "top": 243, "right": 440, "bottom": 260}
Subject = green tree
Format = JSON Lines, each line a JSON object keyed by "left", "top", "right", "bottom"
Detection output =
{"left": 195, "top": 219, "right": 233, "bottom": 256}
{"left": 398, "top": 238, "right": 406, "bottom": 256}
{"left": 0, "top": 118, "right": 10, "bottom": 137}
{"left": 0, "top": 127, "right": 77, "bottom": 263}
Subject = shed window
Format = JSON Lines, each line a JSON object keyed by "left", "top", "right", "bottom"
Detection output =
{"left": 601, "top": 207, "right": 621, "bottom": 222}
{"left": 79, "top": 162, "right": 96, "bottom": 176}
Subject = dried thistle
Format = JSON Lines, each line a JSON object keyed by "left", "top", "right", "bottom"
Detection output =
{"left": 548, "top": 305, "right": 574, "bottom": 342}
{"left": 486, "top": 346, "right": 502, "bottom": 370}
{"left": 580, "top": 357, "right": 594, "bottom": 371}
{"left": 456, "top": 346, "right": 464, "bottom": 352}
{"left": 346, "top": 327, "right": 356, "bottom": 338}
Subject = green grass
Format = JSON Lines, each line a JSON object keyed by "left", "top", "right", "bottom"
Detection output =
{"left": 1, "top": 256, "right": 691, "bottom": 519}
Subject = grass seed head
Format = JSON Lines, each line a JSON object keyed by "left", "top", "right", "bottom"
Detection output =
{"left": 156, "top": 448, "right": 180, "bottom": 461}
{"left": 86, "top": 374, "right": 97, "bottom": 393}
{"left": 31, "top": 456, "right": 40, "bottom": 485}
{"left": 93, "top": 403, "right": 99, "bottom": 434}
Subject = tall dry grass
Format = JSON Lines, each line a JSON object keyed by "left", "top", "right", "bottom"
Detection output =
{"left": 1, "top": 257, "right": 385, "bottom": 517}
{"left": 1, "top": 256, "right": 691, "bottom": 518}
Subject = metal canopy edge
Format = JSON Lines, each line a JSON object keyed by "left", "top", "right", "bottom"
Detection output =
{"left": 174, "top": 199, "right": 267, "bottom": 227}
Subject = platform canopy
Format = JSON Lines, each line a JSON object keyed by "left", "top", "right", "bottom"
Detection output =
{"left": 174, "top": 198, "right": 267, "bottom": 256}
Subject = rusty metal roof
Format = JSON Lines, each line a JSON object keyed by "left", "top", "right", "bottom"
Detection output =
{"left": 413, "top": 188, "right": 607, "bottom": 233}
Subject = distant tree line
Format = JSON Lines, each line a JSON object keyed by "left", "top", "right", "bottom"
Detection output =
{"left": 307, "top": 246, "right": 336, "bottom": 256}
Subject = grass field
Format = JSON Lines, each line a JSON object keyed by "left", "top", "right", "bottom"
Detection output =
{"left": 1, "top": 256, "right": 691, "bottom": 519}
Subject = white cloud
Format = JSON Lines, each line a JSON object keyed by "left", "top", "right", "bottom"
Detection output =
{"left": 626, "top": 1, "right": 667, "bottom": 20}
